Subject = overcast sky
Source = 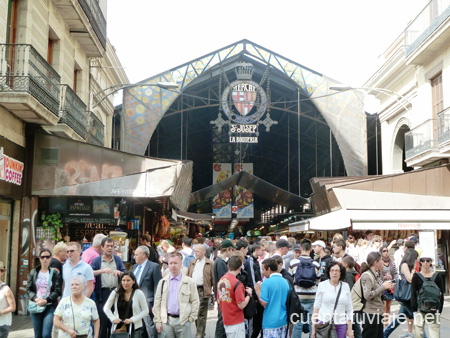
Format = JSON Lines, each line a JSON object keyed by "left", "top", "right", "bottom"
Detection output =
{"left": 107, "top": 0, "right": 427, "bottom": 86}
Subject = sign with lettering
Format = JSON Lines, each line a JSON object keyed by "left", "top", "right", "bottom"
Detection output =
{"left": 67, "top": 198, "right": 92, "bottom": 217}
{"left": 0, "top": 146, "right": 24, "bottom": 185}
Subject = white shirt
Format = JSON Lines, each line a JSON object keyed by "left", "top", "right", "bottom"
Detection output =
{"left": 192, "top": 257, "right": 205, "bottom": 286}
{"left": 314, "top": 280, "right": 353, "bottom": 325}
{"left": 394, "top": 248, "right": 404, "bottom": 271}
{"left": 135, "top": 259, "right": 148, "bottom": 286}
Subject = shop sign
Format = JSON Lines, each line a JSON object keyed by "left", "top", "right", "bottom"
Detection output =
{"left": 67, "top": 197, "right": 92, "bottom": 217}
{"left": 69, "top": 222, "right": 117, "bottom": 239}
{"left": 229, "top": 124, "right": 258, "bottom": 143}
{"left": 0, "top": 147, "right": 24, "bottom": 186}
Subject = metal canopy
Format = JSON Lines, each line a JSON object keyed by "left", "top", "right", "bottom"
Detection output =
{"left": 190, "top": 171, "right": 309, "bottom": 211}
{"left": 121, "top": 39, "right": 367, "bottom": 176}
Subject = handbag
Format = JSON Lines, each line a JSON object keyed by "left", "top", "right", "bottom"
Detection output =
{"left": 394, "top": 272, "right": 412, "bottom": 304}
{"left": 69, "top": 297, "right": 88, "bottom": 338}
{"left": 27, "top": 268, "right": 54, "bottom": 314}
{"left": 111, "top": 290, "right": 138, "bottom": 338}
{"left": 315, "top": 282, "right": 342, "bottom": 338}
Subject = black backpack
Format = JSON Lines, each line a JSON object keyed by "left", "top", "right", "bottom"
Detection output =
{"left": 417, "top": 273, "right": 441, "bottom": 313}
{"left": 286, "top": 287, "right": 303, "bottom": 324}
{"left": 234, "top": 281, "right": 256, "bottom": 319}
{"left": 294, "top": 257, "right": 316, "bottom": 288}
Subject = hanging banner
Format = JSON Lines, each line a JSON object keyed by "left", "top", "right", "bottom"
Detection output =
{"left": 212, "top": 163, "right": 232, "bottom": 218}
{"left": 234, "top": 163, "right": 254, "bottom": 218}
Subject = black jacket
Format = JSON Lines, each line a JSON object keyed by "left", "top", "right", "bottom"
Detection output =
{"left": 315, "top": 254, "right": 334, "bottom": 281}
{"left": 26, "top": 266, "right": 61, "bottom": 308}
{"left": 281, "top": 269, "right": 294, "bottom": 288}
{"left": 244, "top": 255, "right": 262, "bottom": 288}
{"left": 345, "top": 269, "right": 359, "bottom": 290}
{"left": 213, "top": 256, "right": 228, "bottom": 295}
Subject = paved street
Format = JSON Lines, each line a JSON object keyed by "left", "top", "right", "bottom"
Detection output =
{"left": 9, "top": 297, "right": 450, "bottom": 337}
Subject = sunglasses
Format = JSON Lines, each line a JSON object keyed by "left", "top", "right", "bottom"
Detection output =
{"left": 382, "top": 250, "right": 388, "bottom": 252}
{"left": 40, "top": 255, "right": 51, "bottom": 259}
{"left": 421, "top": 259, "right": 431, "bottom": 263}
{"left": 67, "top": 249, "right": 78, "bottom": 253}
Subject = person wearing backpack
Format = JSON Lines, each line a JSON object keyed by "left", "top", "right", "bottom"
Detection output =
{"left": 411, "top": 253, "right": 445, "bottom": 338}
{"left": 292, "top": 238, "right": 320, "bottom": 338}
{"left": 181, "top": 237, "right": 195, "bottom": 268}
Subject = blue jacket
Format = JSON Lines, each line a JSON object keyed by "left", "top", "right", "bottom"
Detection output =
{"left": 91, "top": 254, "right": 126, "bottom": 302}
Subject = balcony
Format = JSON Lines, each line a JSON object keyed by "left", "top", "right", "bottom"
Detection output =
{"left": 0, "top": 44, "right": 61, "bottom": 126}
{"left": 405, "top": 0, "right": 450, "bottom": 64}
{"left": 43, "top": 85, "right": 87, "bottom": 141}
{"left": 87, "top": 111, "right": 104, "bottom": 146}
{"left": 51, "top": 0, "right": 106, "bottom": 56}
{"left": 438, "top": 107, "right": 450, "bottom": 151}
{"left": 405, "top": 119, "right": 443, "bottom": 166}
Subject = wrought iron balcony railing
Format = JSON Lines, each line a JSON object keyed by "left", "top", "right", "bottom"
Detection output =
{"left": 59, "top": 85, "right": 87, "bottom": 139}
{"left": 87, "top": 111, "right": 105, "bottom": 146}
{"left": 78, "top": 0, "right": 107, "bottom": 49}
{"left": 438, "top": 107, "right": 450, "bottom": 145}
{"left": 0, "top": 44, "right": 61, "bottom": 116}
{"left": 405, "top": 0, "right": 450, "bottom": 56}
{"left": 405, "top": 119, "right": 438, "bottom": 159}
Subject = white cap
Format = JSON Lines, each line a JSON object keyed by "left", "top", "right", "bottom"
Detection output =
{"left": 312, "top": 240, "right": 326, "bottom": 248}
{"left": 280, "top": 235, "right": 288, "bottom": 241}
{"left": 420, "top": 252, "right": 434, "bottom": 262}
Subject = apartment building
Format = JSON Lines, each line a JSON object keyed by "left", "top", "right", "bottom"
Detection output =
{"left": 0, "top": 0, "right": 128, "bottom": 309}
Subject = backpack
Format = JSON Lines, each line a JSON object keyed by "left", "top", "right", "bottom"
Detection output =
{"left": 417, "top": 273, "right": 441, "bottom": 313}
{"left": 286, "top": 287, "right": 304, "bottom": 324}
{"left": 351, "top": 274, "right": 366, "bottom": 312}
{"left": 294, "top": 257, "right": 316, "bottom": 288}
{"left": 183, "top": 252, "right": 196, "bottom": 268}
{"left": 234, "top": 281, "right": 256, "bottom": 319}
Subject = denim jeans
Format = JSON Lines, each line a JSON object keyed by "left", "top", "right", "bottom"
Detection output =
{"left": 383, "top": 304, "right": 427, "bottom": 338}
{"left": 0, "top": 325, "right": 10, "bottom": 338}
{"left": 30, "top": 305, "right": 55, "bottom": 338}
{"left": 292, "top": 298, "right": 314, "bottom": 338}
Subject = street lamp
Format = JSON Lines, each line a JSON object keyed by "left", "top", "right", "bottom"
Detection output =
{"left": 329, "top": 85, "right": 413, "bottom": 175}
{"left": 92, "top": 81, "right": 179, "bottom": 109}
{"left": 329, "top": 85, "right": 412, "bottom": 112}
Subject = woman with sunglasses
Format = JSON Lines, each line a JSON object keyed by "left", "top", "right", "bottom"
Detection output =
{"left": 411, "top": 253, "right": 445, "bottom": 338}
{"left": 26, "top": 248, "right": 62, "bottom": 338}
{"left": 379, "top": 245, "right": 398, "bottom": 327}
{"left": 360, "top": 251, "right": 394, "bottom": 338}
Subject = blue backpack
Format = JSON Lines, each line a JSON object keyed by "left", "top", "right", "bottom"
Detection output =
{"left": 183, "top": 253, "right": 196, "bottom": 268}
{"left": 294, "top": 257, "right": 316, "bottom": 288}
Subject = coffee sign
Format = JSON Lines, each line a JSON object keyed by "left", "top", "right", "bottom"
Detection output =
{"left": 0, "top": 147, "right": 24, "bottom": 185}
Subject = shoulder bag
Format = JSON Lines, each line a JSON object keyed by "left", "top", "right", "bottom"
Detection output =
{"left": 394, "top": 272, "right": 411, "bottom": 305}
{"left": 27, "top": 268, "right": 54, "bottom": 314}
{"left": 70, "top": 297, "right": 88, "bottom": 338}
{"left": 315, "top": 281, "right": 342, "bottom": 338}
{"left": 233, "top": 281, "right": 256, "bottom": 319}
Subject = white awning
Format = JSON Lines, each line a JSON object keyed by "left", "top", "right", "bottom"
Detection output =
{"left": 289, "top": 219, "right": 309, "bottom": 232}
{"left": 308, "top": 209, "right": 351, "bottom": 231}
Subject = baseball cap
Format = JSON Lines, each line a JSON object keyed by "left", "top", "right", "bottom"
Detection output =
{"left": 276, "top": 239, "right": 293, "bottom": 249}
{"left": 221, "top": 239, "right": 237, "bottom": 249}
{"left": 0, "top": 261, "right": 5, "bottom": 270}
{"left": 312, "top": 240, "right": 326, "bottom": 248}
{"left": 293, "top": 244, "right": 301, "bottom": 251}
{"left": 410, "top": 236, "right": 419, "bottom": 243}
{"left": 397, "top": 239, "right": 404, "bottom": 245}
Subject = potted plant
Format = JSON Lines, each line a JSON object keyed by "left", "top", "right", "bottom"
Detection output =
{"left": 41, "top": 213, "right": 63, "bottom": 242}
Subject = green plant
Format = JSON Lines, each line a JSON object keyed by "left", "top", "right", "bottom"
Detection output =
{"left": 41, "top": 213, "right": 63, "bottom": 242}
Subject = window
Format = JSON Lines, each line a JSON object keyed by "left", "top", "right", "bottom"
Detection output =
{"left": 431, "top": 72, "right": 443, "bottom": 117}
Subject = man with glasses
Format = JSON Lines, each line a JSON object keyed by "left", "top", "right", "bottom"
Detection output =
{"left": 62, "top": 242, "right": 94, "bottom": 298}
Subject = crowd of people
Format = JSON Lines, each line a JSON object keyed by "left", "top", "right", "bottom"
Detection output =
{"left": 0, "top": 230, "right": 446, "bottom": 338}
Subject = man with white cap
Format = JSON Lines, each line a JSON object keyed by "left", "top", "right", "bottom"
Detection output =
{"left": 312, "top": 240, "right": 333, "bottom": 281}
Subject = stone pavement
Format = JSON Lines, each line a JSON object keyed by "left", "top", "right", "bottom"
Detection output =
{"left": 8, "top": 297, "right": 450, "bottom": 338}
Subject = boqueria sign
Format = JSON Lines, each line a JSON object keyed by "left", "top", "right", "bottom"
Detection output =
{"left": 0, "top": 137, "right": 25, "bottom": 199}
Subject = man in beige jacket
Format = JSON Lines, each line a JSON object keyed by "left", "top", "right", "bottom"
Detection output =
{"left": 154, "top": 251, "right": 200, "bottom": 338}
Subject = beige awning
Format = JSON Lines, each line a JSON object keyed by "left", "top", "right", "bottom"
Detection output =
{"left": 309, "top": 164, "right": 450, "bottom": 230}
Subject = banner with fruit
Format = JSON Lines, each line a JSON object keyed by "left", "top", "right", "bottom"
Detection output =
{"left": 212, "top": 163, "right": 232, "bottom": 218}
{"left": 234, "top": 163, "right": 254, "bottom": 218}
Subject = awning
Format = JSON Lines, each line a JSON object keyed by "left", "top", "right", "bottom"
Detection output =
{"left": 308, "top": 164, "right": 450, "bottom": 230}
{"left": 32, "top": 133, "right": 193, "bottom": 211}
{"left": 172, "top": 210, "right": 212, "bottom": 222}
{"left": 190, "top": 171, "right": 308, "bottom": 211}
{"left": 289, "top": 219, "right": 310, "bottom": 232}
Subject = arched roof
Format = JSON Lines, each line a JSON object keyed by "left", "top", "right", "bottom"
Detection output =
{"left": 121, "top": 39, "right": 367, "bottom": 176}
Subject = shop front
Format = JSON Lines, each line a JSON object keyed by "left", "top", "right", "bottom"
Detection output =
{"left": 0, "top": 136, "right": 25, "bottom": 295}
{"left": 306, "top": 164, "right": 450, "bottom": 291}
